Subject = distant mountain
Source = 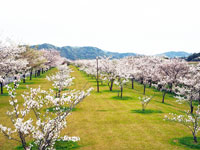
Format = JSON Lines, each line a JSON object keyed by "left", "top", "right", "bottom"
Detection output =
{"left": 186, "top": 52, "right": 200, "bottom": 61}
{"left": 30, "top": 43, "right": 137, "bottom": 60}
{"left": 156, "top": 51, "right": 191, "bottom": 58}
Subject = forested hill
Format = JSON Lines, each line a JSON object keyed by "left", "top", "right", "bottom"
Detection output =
{"left": 156, "top": 51, "right": 191, "bottom": 58}
{"left": 30, "top": 43, "right": 137, "bottom": 60}
{"left": 186, "top": 52, "right": 200, "bottom": 61}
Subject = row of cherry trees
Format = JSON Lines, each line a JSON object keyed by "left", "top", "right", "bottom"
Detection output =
{"left": 0, "top": 42, "right": 67, "bottom": 95}
{"left": 74, "top": 56, "right": 200, "bottom": 143}
{"left": 74, "top": 56, "right": 199, "bottom": 104}
{"left": 0, "top": 41, "right": 93, "bottom": 149}
{"left": 74, "top": 56, "right": 199, "bottom": 121}
{"left": 0, "top": 63, "right": 93, "bottom": 149}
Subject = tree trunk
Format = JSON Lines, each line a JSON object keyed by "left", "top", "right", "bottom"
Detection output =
{"left": 109, "top": 79, "right": 114, "bottom": 91}
{"left": 141, "top": 79, "right": 143, "bottom": 84}
{"left": 23, "top": 74, "right": 25, "bottom": 83}
{"left": 14, "top": 76, "right": 17, "bottom": 88}
{"left": 158, "top": 84, "right": 162, "bottom": 91}
{"left": 199, "top": 91, "right": 200, "bottom": 104}
{"left": 193, "top": 133, "right": 197, "bottom": 143}
{"left": 131, "top": 79, "right": 134, "bottom": 89}
{"left": 58, "top": 89, "right": 61, "bottom": 98}
{"left": 169, "top": 83, "right": 173, "bottom": 93}
{"left": 162, "top": 90, "right": 166, "bottom": 103}
{"left": 19, "top": 132, "right": 27, "bottom": 150}
{"left": 190, "top": 100, "right": 194, "bottom": 114}
{"left": 30, "top": 70, "right": 32, "bottom": 80}
{"left": 142, "top": 104, "right": 145, "bottom": 111}
{"left": 121, "top": 86, "right": 123, "bottom": 98}
{"left": 37, "top": 70, "right": 40, "bottom": 76}
{"left": 143, "top": 84, "right": 146, "bottom": 95}
{"left": 35, "top": 71, "right": 37, "bottom": 78}
{"left": 42, "top": 68, "right": 44, "bottom": 74}
{"left": 0, "top": 82, "right": 3, "bottom": 94}
{"left": 97, "top": 80, "right": 99, "bottom": 92}
{"left": 149, "top": 80, "right": 152, "bottom": 87}
{"left": 96, "top": 57, "right": 99, "bottom": 92}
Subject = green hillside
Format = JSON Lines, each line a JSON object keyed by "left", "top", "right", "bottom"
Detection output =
{"left": 30, "top": 43, "right": 137, "bottom": 60}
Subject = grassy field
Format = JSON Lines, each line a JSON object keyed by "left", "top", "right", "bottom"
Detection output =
{"left": 0, "top": 66, "right": 197, "bottom": 150}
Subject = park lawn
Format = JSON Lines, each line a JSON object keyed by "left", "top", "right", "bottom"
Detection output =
{"left": 0, "top": 66, "right": 196, "bottom": 150}
{"left": 66, "top": 66, "right": 195, "bottom": 150}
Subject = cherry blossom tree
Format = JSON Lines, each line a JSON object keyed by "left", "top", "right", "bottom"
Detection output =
{"left": 73, "top": 56, "right": 198, "bottom": 107}
{"left": 165, "top": 106, "right": 200, "bottom": 143}
{"left": 41, "top": 49, "right": 65, "bottom": 69}
{"left": 174, "top": 66, "right": 200, "bottom": 114}
{"left": 114, "top": 59, "right": 129, "bottom": 98}
{"left": 139, "top": 96, "right": 153, "bottom": 111}
{"left": 124, "top": 57, "right": 137, "bottom": 89}
{"left": 22, "top": 47, "right": 47, "bottom": 81}
{"left": 96, "top": 57, "right": 100, "bottom": 92}
{"left": 0, "top": 79, "right": 93, "bottom": 150}
{"left": 128, "top": 57, "right": 161, "bottom": 95}
{"left": 149, "top": 59, "right": 190, "bottom": 103}
{"left": 0, "top": 43, "right": 28, "bottom": 94}
{"left": 100, "top": 57, "right": 118, "bottom": 91}
{"left": 114, "top": 78, "right": 129, "bottom": 98}
{"left": 47, "top": 64, "right": 74, "bottom": 98}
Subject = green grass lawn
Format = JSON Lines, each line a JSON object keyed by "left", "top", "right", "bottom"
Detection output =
{"left": 0, "top": 66, "right": 197, "bottom": 150}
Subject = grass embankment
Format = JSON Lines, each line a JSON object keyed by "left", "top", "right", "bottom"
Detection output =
{"left": 0, "top": 66, "right": 197, "bottom": 150}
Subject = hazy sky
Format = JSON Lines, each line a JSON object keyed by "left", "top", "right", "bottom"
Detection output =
{"left": 0, "top": 0, "right": 200, "bottom": 55}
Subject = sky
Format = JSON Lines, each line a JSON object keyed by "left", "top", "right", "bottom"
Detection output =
{"left": 0, "top": 0, "right": 200, "bottom": 55}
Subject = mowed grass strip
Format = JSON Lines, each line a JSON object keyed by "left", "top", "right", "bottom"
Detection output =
{"left": 0, "top": 66, "right": 195, "bottom": 150}
{"left": 67, "top": 66, "right": 194, "bottom": 150}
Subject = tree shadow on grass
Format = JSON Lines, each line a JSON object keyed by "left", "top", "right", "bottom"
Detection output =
{"left": 0, "top": 93, "right": 9, "bottom": 96}
{"left": 97, "top": 109, "right": 111, "bottom": 112}
{"left": 16, "top": 141, "right": 80, "bottom": 150}
{"left": 168, "top": 94, "right": 176, "bottom": 98}
{"left": 112, "top": 96, "right": 133, "bottom": 100}
{"left": 155, "top": 100, "right": 173, "bottom": 106}
{"left": 46, "top": 106, "right": 78, "bottom": 113}
{"left": 178, "top": 110, "right": 185, "bottom": 113}
{"left": 62, "top": 88, "right": 71, "bottom": 91}
{"left": 0, "top": 103, "right": 9, "bottom": 108}
{"left": 52, "top": 88, "right": 71, "bottom": 92}
{"left": 152, "top": 88, "right": 160, "bottom": 93}
{"left": 99, "top": 84, "right": 107, "bottom": 87}
{"left": 17, "top": 86, "right": 27, "bottom": 90}
{"left": 131, "top": 109, "right": 163, "bottom": 114}
{"left": 170, "top": 137, "right": 200, "bottom": 149}
{"left": 95, "top": 91, "right": 104, "bottom": 94}
{"left": 24, "top": 82, "right": 35, "bottom": 85}
{"left": 36, "top": 75, "right": 46, "bottom": 78}
{"left": 54, "top": 140, "right": 80, "bottom": 150}
{"left": 87, "top": 80, "right": 97, "bottom": 83}
{"left": 194, "top": 101, "right": 200, "bottom": 106}
{"left": 103, "top": 90, "right": 120, "bottom": 93}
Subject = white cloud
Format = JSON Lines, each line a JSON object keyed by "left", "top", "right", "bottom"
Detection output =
{"left": 0, "top": 0, "right": 200, "bottom": 55}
